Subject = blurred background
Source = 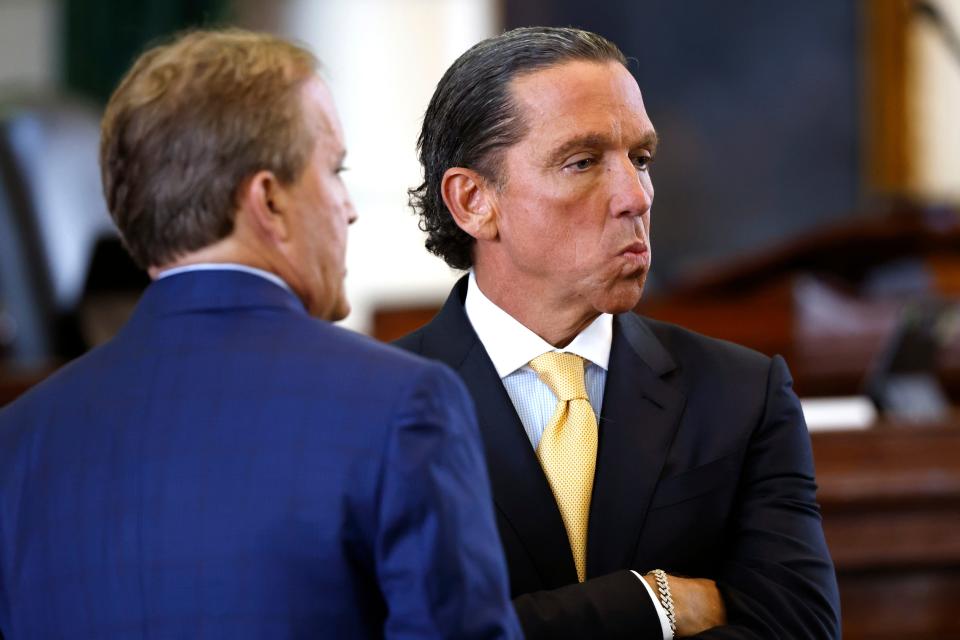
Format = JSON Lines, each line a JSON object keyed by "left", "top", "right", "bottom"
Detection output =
{"left": 1, "top": 0, "right": 959, "bottom": 637}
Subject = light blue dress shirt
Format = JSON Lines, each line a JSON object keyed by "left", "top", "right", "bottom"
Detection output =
{"left": 462, "top": 271, "right": 611, "bottom": 449}
{"left": 464, "top": 272, "right": 613, "bottom": 449}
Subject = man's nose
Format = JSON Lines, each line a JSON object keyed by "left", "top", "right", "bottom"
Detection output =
{"left": 610, "top": 155, "right": 653, "bottom": 218}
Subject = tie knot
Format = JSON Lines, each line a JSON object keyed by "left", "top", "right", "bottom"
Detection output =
{"left": 529, "top": 352, "right": 589, "bottom": 402}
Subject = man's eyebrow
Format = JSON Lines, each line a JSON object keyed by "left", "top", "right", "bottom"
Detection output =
{"left": 546, "top": 129, "right": 659, "bottom": 165}
{"left": 639, "top": 130, "right": 659, "bottom": 156}
{"left": 546, "top": 133, "right": 611, "bottom": 166}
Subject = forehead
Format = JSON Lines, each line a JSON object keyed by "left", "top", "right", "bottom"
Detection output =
{"left": 509, "top": 60, "right": 653, "bottom": 151}
{"left": 300, "top": 75, "right": 344, "bottom": 150}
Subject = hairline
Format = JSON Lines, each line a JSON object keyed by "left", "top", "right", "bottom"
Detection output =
{"left": 480, "top": 56, "right": 634, "bottom": 188}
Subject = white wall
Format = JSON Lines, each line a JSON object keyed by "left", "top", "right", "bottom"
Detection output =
{"left": 235, "top": 0, "right": 499, "bottom": 333}
{"left": 910, "top": 0, "right": 960, "bottom": 201}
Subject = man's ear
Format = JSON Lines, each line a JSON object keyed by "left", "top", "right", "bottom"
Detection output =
{"left": 237, "top": 170, "right": 292, "bottom": 244}
{"left": 440, "top": 167, "right": 498, "bottom": 241}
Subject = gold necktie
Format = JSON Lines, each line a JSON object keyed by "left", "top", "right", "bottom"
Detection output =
{"left": 529, "top": 351, "right": 598, "bottom": 583}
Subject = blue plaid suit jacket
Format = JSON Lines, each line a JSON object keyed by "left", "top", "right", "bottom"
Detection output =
{"left": 0, "top": 270, "right": 521, "bottom": 639}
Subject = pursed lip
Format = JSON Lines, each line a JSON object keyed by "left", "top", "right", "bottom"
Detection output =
{"left": 619, "top": 241, "right": 648, "bottom": 256}
{"left": 618, "top": 241, "right": 650, "bottom": 270}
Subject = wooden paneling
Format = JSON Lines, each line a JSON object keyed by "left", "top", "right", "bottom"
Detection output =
{"left": 813, "top": 424, "right": 960, "bottom": 639}
{"left": 837, "top": 569, "right": 960, "bottom": 639}
{"left": 372, "top": 305, "right": 440, "bottom": 344}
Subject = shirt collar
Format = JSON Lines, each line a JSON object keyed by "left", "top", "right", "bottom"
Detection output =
{"left": 464, "top": 270, "right": 612, "bottom": 378}
{"left": 156, "top": 263, "right": 293, "bottom": 295}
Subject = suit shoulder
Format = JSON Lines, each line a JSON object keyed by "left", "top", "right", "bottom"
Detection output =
{"left": 0, "top": 343, "right": 108, "bottom": 419}
{"left": 301, "top": 318, "right": 455, "bottom": 381}
{"left": 316, "top": 320, "right": 428, "bottom": 369}
{"left": 638, "top": 315, "right": 775, "bottom": 377}
{"left": 323, "top": 326, "right": 473, "bottom": 434}
{"left": 392, "top": 325, "right": 426, "bottom": 354}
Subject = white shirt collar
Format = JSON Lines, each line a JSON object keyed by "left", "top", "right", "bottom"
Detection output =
{"left": 156, "top": 263, "right": 293, "bottom": 295}
{"left": 464, "top": 270, "right": 612, "bottom": 378}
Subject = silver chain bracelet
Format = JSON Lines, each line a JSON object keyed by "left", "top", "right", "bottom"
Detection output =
{"left": 651, "top": 569, "right": 677, "bottom": 635}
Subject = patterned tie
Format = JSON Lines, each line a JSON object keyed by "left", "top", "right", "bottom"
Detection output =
{"left": 529, "top": 351, "right": 598, "bottom": 583}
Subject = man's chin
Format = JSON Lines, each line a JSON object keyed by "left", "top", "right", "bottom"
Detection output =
{"left": 307, "top": 294, "right": 350, "bottom": 322}
{"left": 328, "top": 298, "right": 351, "bottom": 322}
{"left": 597, "top": 277, "right": 646, "bottom": 314}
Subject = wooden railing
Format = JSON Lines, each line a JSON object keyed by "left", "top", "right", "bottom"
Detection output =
{"left": 813, "top": 423, "right": 960, "bottom": 639}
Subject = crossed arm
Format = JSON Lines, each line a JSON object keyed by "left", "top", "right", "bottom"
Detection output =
{"left": 687, "top": 356, "right": 840, "bottom": 638}
{"left": 512, "top": 356, "right": 840, "bottom": 639}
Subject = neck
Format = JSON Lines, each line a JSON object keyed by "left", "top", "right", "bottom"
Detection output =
{"left": 148, "top": 236, "right": 276, "bottom": 280}
{"left": 473, "top": 267, "right": 598, "bottom": 348}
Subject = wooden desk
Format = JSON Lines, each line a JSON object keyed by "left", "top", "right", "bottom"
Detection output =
{"left": 812, "top": 424, "right": 960, "bottom": 639}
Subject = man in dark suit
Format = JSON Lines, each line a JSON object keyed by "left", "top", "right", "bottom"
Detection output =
{"left": 397, "top": 26, "right": 841, "bottom": 639}
{"left": 0, "top": 29, "right": 521, "bottom": 639}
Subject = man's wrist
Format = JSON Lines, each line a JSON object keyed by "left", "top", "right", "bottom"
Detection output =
{"left": 649, "top": 569, "right": 678, "bottom": 636}
{"left": 632, "top": 570, "right": 674, "bottom": 640}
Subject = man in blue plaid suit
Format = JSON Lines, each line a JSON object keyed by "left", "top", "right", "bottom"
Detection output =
{"left": 0, "top": 29, "right": 520, "bottom": 639}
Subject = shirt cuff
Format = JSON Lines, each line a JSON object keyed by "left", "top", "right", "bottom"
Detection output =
{"left": 632, "top": 570, "right": 674, "bottom": 640}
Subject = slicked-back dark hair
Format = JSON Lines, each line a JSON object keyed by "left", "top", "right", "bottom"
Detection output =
{"left": 409, "top": 26, "right": 627, "bottom": 270}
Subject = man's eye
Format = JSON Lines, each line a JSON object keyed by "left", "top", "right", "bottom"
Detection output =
{"left": 566, "top": 157, "right": 594, "bottom": 171}
{"left": 335, "top": 165, "right": 349, "bottom": 175}
{"left": 632, "top": 155, "right": 653, "bottom": 171}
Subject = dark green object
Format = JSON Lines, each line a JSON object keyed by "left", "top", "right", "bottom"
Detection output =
{"left": 63, "top": 0, "right": 231, "bottom": 103}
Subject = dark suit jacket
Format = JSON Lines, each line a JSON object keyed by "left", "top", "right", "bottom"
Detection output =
{"left": 395, "top": 276, "right": 841, "bottom": 639}
{"left": 0, "top": 270, "right": 521, "bottom": 639}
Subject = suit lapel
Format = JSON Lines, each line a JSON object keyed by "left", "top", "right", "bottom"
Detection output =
{"left": 587, "top": 313, "right": 686, "bottom": 577}
{"left": 413, "top": 278, "right": 578, "bottom": 586}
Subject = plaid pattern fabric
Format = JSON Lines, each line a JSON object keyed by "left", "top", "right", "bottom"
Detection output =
{"left": 0, "top": 271, "right": 521, "bottom": 639}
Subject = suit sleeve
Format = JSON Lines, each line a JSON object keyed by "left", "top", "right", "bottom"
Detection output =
{"left": 513, "top": 570, "right": 663, "bottom": 639}
{"left": 374, "top": 362, "right": 523, "bottom": 640}
{"left": 693, "top": 355, "right": 841, "bottom": 639}
{"left": 512, "top": 356, "right": 841, "bottom": 640}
